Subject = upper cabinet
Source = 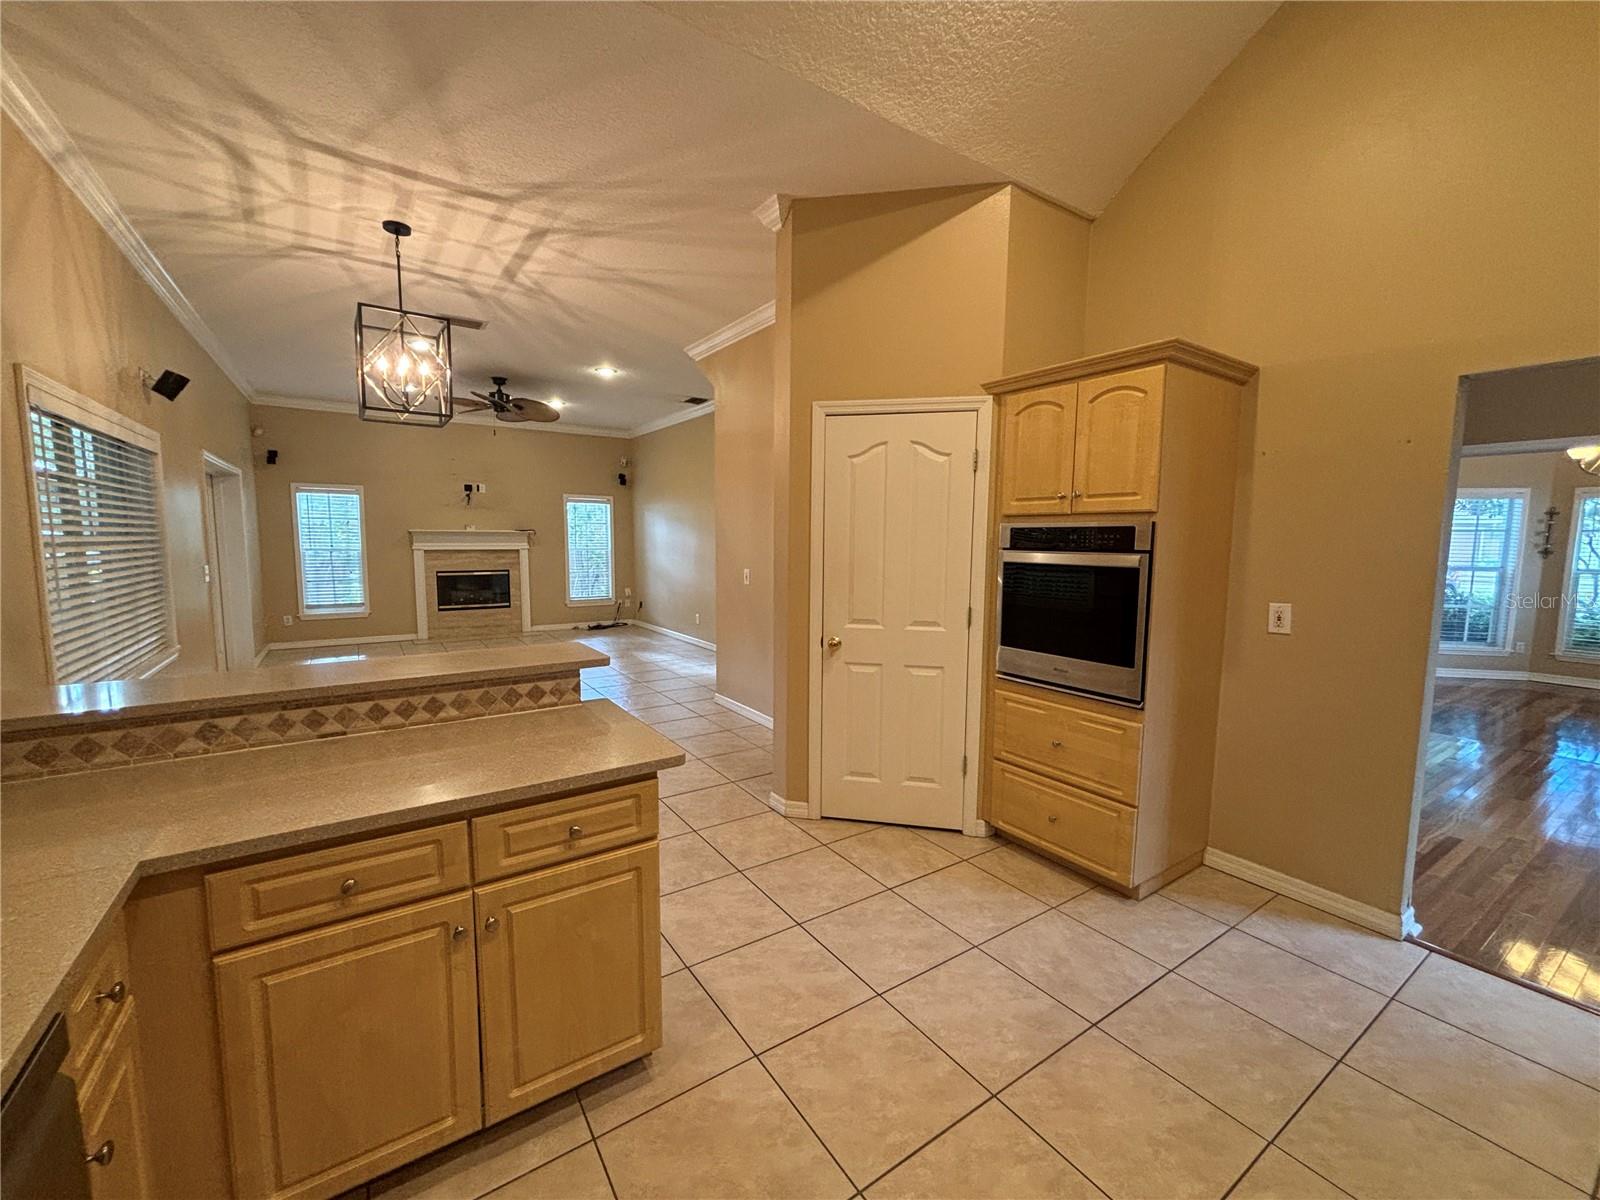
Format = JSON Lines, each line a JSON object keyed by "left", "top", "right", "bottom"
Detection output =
{"left": 999, "top": 383, "right": 1077, "bottom": 515}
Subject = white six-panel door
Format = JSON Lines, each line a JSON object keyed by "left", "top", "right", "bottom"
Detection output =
{"left": 818, "top": 411, "right": 978, "bottom": 829}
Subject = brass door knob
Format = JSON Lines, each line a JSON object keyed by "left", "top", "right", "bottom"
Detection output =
{"left": 826, "top": 636, "right": 842, "bottom": 649}
{"left": 484, "top": 915, "right": 500, "bottom": 932}
{"left": 340, "top": 878, "right": 358, "bottom": 896}
{"left": 93, "top": 981, "right": 126, "bottom": 1005}
{"left": 85, "top": 1141, "right": 115, "bottom": 1167}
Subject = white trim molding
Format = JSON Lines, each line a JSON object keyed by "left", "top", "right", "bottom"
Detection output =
{"left": 685, "top": 301, "right": 776, "bottom": 362}
{"left": 631, "top": 402, "right": 715, "bottom": 439}
{"left": 1460, "top": 436, "right": 1600, "bottom": 457}
{"left": 753, "top": 194, "right": 790, "bottom": 233}
{"left": 1434, "top": 666, "right": 1599, "bottom": 690}
{"left": 714, "top": 694, "right": 772, "bottom": 729}
{"left": 1203, "top": 848, "right": 1405, "bottom": 938}
{"left": 631, "top": 620, "right": 715, "bottom": 651}
{"left": 1, "top": 51, "right": 256, "bottom": 400}
{"left": 767, "top": 790, "right": 808, "bottom": 819}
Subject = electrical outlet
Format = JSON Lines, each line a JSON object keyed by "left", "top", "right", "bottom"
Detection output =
{"left": 1515, "top": 640, "right": 1526, "bottom": 652}
{"left": 1267, "top": 603, "right": 1292, "bottom": 635}
{"left": 743, "top": 568, "right": 751, "bottom": 585}
{"left": 695, "top": 612, "right": 701, "bottom": 625}
{"left": 281, "top": 615, "right": 293, "bottom": 626}
{"left": 624, "top": 586, "right": 633, "bottom": 598}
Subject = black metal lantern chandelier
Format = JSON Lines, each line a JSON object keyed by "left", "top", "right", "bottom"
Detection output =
{"left": 355, "top": 220, "right": 453, "bottom": 426}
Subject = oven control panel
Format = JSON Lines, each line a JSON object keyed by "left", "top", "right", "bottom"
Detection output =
{"left": 1002, "top": 522, "right": 1151, "bottom": 553}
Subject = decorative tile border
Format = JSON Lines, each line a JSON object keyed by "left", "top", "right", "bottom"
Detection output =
{"left": 0, "top": 672, "right": 580, "bottom": 781}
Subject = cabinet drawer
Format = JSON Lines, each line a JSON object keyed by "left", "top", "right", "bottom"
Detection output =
{"left": 206, "top": 823, "right": 471, "bottom": 951}
{"left": 993, "top": 684, "right": 1141, "bottom": 804}
{"left": 472, "top": 779, "right": 658, "bottom": 883}
{"left": 65, "top": 916, "right": 132, "bottom": 1082}
{"left": 78, "top": 1000, "right": 153, "bottom": 1200}
{"left": 990, "top": 760, "right": 1135, "bottom": 885}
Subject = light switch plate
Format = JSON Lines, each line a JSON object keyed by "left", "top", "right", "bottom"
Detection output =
{"left": 1268, "top": 603, "right": 1292, "bottom": 635}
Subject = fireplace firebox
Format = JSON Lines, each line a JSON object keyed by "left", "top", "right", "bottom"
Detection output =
{"left": 436, "top": 569, "right": 512, "bottom": 611}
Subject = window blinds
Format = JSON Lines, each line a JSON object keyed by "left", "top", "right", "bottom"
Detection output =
{"left": 1562, "top": 490, "right": 1600, "bottom": 655}
{"left": 294, "top": 486, "right": 367, "bottom": 613}
{"left": 565, "top": 497, "right": 614, "bottom": 603}
{"left": 27, "top": 406, "right": 174, "bottom": 682}
{"left": 1440, "top": 492, "right": 1525, "bottom": 649}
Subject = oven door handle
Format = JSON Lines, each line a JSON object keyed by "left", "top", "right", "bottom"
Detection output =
{"left": 1000, "top": 550, "right": 1148, "bottom": 569}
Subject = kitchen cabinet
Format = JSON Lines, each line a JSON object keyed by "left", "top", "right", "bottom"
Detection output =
{"left": 77, "top": 1001, "right": 154, "bottom": 1200}
{"left": 989, "top": 759, "right": 1136, "bottom": 885}
{"left": 992, "top": 682, "right": 1142, "bottom": 806}
{"left": 476, "top": 842, "right": 661, "bottom": 1123}
{"left": 999, "top": 383, "right": 1077, "bottom": 515}
{"left": 213, "top": 892, "right": 483, "bottom": 1200}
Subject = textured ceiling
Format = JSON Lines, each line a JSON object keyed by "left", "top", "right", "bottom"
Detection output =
{"left": 3, "top": 2, "right": 1275, "bottom": 429}
{"left": 660, "top": 1, "right": 1278, "bottom": 217}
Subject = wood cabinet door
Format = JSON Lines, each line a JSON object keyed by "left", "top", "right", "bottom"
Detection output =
{"left": 476, "top": 842, "right": 661, "bottom": 1124}
{"left": 1073, "top": 366, "right": 1164, "bottom": 513}
{"left": 213, "top": 893, "right": 482, "bottom": 1200}
{"left": 989, "top": 760, "right": 1136, "bottom": 885}
{"left": 78, "top": 1001, "right": 154, "bottom": 1200}
{"left": 999, "top": 384, "right": 1076, "bottom": 516}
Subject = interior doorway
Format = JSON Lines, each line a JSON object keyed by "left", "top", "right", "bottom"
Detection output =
{"left": 808, "top": 400, "right": 992, "bottom": 832}
{"left": 201, "top": 452, "right": 255, "bottom": 670}
{"left": 1409, "top": 358, "right": 1600, "bottom": 1008}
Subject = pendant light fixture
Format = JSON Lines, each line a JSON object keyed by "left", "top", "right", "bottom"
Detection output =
{"left": 354, "top": 219, "right": 453, "bottom": 426}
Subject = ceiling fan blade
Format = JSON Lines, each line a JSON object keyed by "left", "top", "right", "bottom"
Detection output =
{"left": 469, "top": 390, "right": 495, "bottom": 403}
{"left": 495, "top": 406, "right": 534, "bottom": 423}
{"left": 522, "top": 401, "right": 561, "bottom": 423}
{"left": 453, "top": 396, "right": 492, "bottom": 411}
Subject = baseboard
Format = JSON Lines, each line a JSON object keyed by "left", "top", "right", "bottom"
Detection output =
{"left": 252, "top": 645, "right": 271, "bottom": 667}
{"left": 262, "top": 632, "right": 417, "bottom": 651}
{"left": 714, "top": 694, "right": 773, "bottom": 729}
{"left": 1203, "top": 848, "right": 1404, "bottom": 938}
{"left": 630, "top": 620, "right": 715, "bottom": 651}
{"left": 767, "top": 790, "right": 809, "bottom": 819}
{"left": 1435, "top": 666, "right": 1599, "bottom": 691}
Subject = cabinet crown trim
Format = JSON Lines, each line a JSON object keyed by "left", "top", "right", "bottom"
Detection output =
{"left": 984, "top": 339, "right": 1258, "bottom": 393}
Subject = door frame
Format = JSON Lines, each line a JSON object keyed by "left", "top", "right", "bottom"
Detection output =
{"left": 201, "top": 451, "right": 256, "bottom": 670}
{"left": 807, "top": 397, "right": 994, "bottom": 835}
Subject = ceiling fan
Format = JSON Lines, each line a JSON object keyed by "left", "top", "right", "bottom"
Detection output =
{"left": 454, "top": 376, "right": 560, "bottom": 423}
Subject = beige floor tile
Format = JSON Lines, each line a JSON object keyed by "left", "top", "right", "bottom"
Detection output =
{"left": 487, "top": 1144, "right": 612, "bottom": 1200}
{"left": 885, "top": 950, "right": 1087, "bottom": 1090}
{"left": 693, "top": 927, "right": 873, "bottom": 1051}
{"left": 680, "top": 698, "right": 728, "bottom": 716}
{"left": 699, "top": 812, "right": 818, "bottom": 869}
{"left": 736, "top": 726, "right": 774, "bottom": 748}
{"left": 659, "top": 874, "right": 793, "bottom": 964}
{"left": 1157, "top": 865, "right": 1275, "bottom": 926}
{"left": 577, "top": 971, "right": 751, "bottom": 1135}
{"left": 673, "top": 731, "right": 754, "bottom": 759}
{"left": 657, "top": 684, "right": 715, "bottom": 703}
{"left": 894, "top": 862, "right": 1045, "bottom": 942}
{"left": 662, "top": 783, "right": 768, "bottom": 830}
{"left": 655, "top": 759, "right": 727, "bottom": 798}
{"left": 1277, "top": 1066, "right": 1581, "bottom": 1199}
{"left": 704, "top": 710, "right": 761, "bottom": 731}
{"left": 1345, "top": 1002, "right": 1600, "bottom": 1189}
{"left": 1240, "top": 896, "right": 1426, "bottom": 995}
{"left": 651, "top": 715, "right": 726, "bottom": 739}
{"left": 1001, "top": 1029, "right": 1264, "bottom": 1200}
{"left": 702, "top": 747, "right": 774, "bottom": 782}
{"left": 371, "top": 1092, "right": 589, "bottom": 1200}
{"left": 658, "top": 832, "right": 736, "bottom": 894}
{"left": 761, "top": 999, "right": 986, "bottom": 1189}
{"left": 735, "top": 772, "right": 777, "bottom": 800}
{"left": 866, "top": 1100, "right": 1100, "bottom": 1200}
{"left": 1227, "top": 1148, "right": 1347, "bottom": 1200}
{"left": 655, "top": 802, "right": 690, "bottom": 840}
{"left": 984, "top": 910, "right": 1163, "bottom": 1021}
{"left": 1396, "top": 953, "right": 1600, "bottom": 1090}
{"left": 597, "top": 1060, "right": 852, "bottom": 1199}
{"left": 805, "top": 892, "right": 969, "bottom": 991}
{"left": 788, "top": 816, "right": 880, "bottom": 844}
{"left": 1061, "top": 889, "right": 1228, "bottom": 967}
{"left": 970, "top": 843, "right": 1094, "bottom": 905}
{"left": 1100, "top": 974, "right": 1334, "bottom": 1137}
{"left": 1177, "top": 930, "right": 1387, "bottom": 1056}
{"left": 745, "top": 846, "right": 884, "bottom": 922}
{"left": 833, "top": 826, "right": 960, "bottom": 886}
{"left": 659, "top": 936, "right": 683, "bottom": 976}
{"left": 911, "top": 828, "right": 996, "bottom": 859}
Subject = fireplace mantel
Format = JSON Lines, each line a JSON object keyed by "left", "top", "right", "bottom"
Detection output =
{"left": 409, "top": 529, "right": 533, "bottom": 552}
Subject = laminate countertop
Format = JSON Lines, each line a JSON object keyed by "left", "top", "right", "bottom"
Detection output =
{"left": 0, "top": 699, "right": 684, "bottom": 1091}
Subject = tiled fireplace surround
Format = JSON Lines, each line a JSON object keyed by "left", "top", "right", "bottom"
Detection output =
{"left": 413, "top": 529, "right": 533, "bottom": 641}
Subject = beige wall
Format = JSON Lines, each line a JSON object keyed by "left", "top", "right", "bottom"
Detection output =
{"left": 250, "top": 405, "right": 634, "bottom": 642}
{"left": 629, "top": 413, "right": 715, "bottom": 642}
{"left": 1, "top": 116, "right": 263, "bottom": 687}
{"left": 1081, "top": 3, "right": 1600, "bottom": 912}
{"left": 1448, "top": 453, "right": 1600, "bottom": 681}
{"left": 773, "top": 184, "right": 1092, "bottom": 803}
{"left": 703, "top": 326, "right": 775, "bottom": 716}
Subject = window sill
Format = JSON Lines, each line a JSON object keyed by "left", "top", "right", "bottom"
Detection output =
{"left": 1553, "top": 651, "right": 1600, "bottom": 665}
{"left": 565, "top": 599, "right": 615, "bottom": 608}
{"left": 299, "top": 608, "right": 370, "bottom": 620}
{"left": 1437, "top": 645, "right": 1514, "bottom": 657}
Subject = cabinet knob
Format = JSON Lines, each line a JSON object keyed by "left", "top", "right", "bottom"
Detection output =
{"left": 484, "top": 915, "right": 500, "bottom": 933}
{"left": 1047, "top": 814, "right": 1059, "bottom": 823}
{"left": 93, "top": 980, "right": 126, "bottom": 1005}
{"left": 451, "top": 925, "right": 468, "bottom": 941}
{"left": 85, "top": 1140, "right": 115, "bottom": 1167}
{"left": 568, "top": 824, "right": 584, "bottom": 839}
{"left": 340, "top": 878, "right": 358, "bottom": 896}
{"left": 1072, "top": 490, "right": 1083, "bottom": 499}
{"left": 1056, "top": 492, "right": 1067, "bottom": 500}
{"left": 1050, "top": 739, "right": 1063, "bottom": 749}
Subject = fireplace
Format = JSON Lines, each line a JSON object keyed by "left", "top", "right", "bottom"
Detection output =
{"left": 436, "top": 569, "right": 512, "bottom": 611}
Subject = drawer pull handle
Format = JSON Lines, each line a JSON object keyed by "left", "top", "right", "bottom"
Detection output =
{"left": 85, "top": 1140, "right": 115, "bottom": 1167}
{"left": 484, "top": 915, "right": 500, "bottom": 933}
{"left": 340, "top": 878, "right": 358, "bottom": 896}
{"left": 1047, "top": 814, "right": 1059, "bottom": 823}
{"left": 1050, "top": 739, "right": 1063, "bottom": 749}
{"left": 93, "top": 981, "right": 126, "bottom": 1005}
{"left": 568, "top": 824, "right": 584, "bottom": 839}
{"left": 451, "top": 925, "right": 468, "bottom": 941}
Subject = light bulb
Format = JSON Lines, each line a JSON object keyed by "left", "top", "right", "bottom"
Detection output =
{"left": 408, "top": 337, "right": 430, "bottom": 351}
{"left": 1566, "top": 443, "right": 1600, "bottom": 463}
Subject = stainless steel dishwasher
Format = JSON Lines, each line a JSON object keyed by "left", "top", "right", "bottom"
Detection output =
{"left": 1, "top": 1016, "right": 92, "bottom": 1200}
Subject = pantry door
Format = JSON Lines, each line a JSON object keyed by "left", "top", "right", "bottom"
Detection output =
{"left": 817, "top": 410, "right": 979, "bottom": 829}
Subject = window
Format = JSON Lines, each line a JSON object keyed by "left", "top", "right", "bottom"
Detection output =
{"left": 24, "top": 378, "right": 176, "bottom": 683}
{"left": 1439, "top": 488, "right": 1527, "bottom": 651}
{"left": 292, "top": 484, "right": 368, "bottom": 616}
{"left": 564, "top": 495, "right": 614, "bottom": 605}
{"left": 1559, "top": 487, "right": 1600, "bottom": 657}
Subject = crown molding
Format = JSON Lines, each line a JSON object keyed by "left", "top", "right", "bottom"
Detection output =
{"left": 753, "top": 194, "right": 790, "bottom": 233}
{"left": 983, "top": 338, "right": 1259, "bottom": 394}
{"left": 1, "top": 51, "right": 257, "bottom": 400}
{"left": 251, "top": 393, "right": 635, "bottom": 439}
{"left": 630, "top": 401, "right": 715, "bottom": 439}
{"left": 684, "top": 301, "right": 775, "bottom": 362}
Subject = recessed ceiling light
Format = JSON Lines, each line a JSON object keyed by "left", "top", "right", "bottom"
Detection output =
{"left": 547, "top": 398, "right": 565, "bottom": 409}
{"left": 590, "top": 365, "right": 622, "bottom": 379}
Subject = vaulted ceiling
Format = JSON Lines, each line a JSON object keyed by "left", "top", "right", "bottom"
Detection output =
{"left": 1, "top": 2, "right": 1275, "bottom": 431}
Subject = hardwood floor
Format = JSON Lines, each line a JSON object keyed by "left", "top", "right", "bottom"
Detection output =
{"left": 1414, "top": 678, "right": 1600, "bottom": 1008}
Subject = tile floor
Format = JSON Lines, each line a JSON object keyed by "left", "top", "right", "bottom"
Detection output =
{"left": 308, "top": 629, "right": 1600, "bottom": 1200}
